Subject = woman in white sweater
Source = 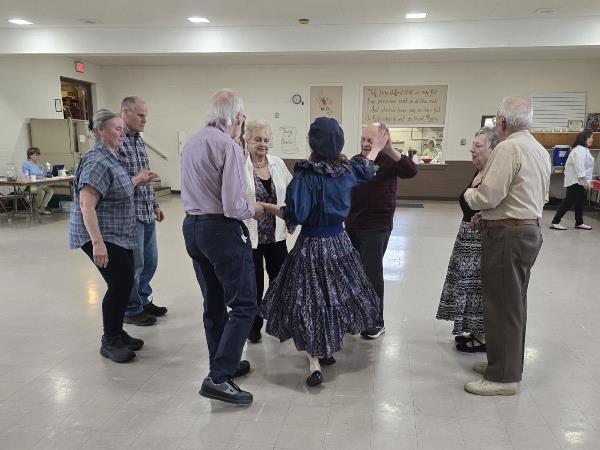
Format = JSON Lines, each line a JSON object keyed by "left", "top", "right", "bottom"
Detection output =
{"left": 551, "top": 130, "right": 595, "bottom": 230}
{"left": 243, "top": 120, "right": 294, "bottom": 344}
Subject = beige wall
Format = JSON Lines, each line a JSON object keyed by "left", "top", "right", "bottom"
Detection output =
{"left": 0, "top": 55, "right": 104, "bottom": 185}
{"left": 99, "top": 59, "right": 600, "bottom": 190}
{"left": 2, "top": 56, "right": 600, "bottom": 192}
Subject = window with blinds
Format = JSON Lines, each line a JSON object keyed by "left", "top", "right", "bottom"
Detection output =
{"left": 531, "top": 92, "right": 586, "bottom": 130}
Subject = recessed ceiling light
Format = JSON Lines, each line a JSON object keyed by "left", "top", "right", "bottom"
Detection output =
{"left": 8, "top": 18, "right": 34, "bottom": 25}
{"left": 187, "top": 17, "right": 210, "bottom": 23}
{"left": 406, "top": 12, "right": 427, "bottom": 19}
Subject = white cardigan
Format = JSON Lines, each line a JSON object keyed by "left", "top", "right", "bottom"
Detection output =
{"left": 564, "top": 145, "right": 595, "bottom": 187}
{"left": 243, "top": 154, "right": 293, "bottom": 249}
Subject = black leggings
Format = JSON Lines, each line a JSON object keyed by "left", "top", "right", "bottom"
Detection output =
{"left": 252, "top": 240, "right": 288, "bottom": 333}
{"left": 82, "top": 241, "right": 134, "bottom": 337}
{"left": 552, "top": 183, "right": 586, "bottom": 226}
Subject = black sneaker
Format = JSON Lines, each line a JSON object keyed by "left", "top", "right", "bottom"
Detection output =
{"left": 124, "top": 311, "right": 157, "bottom": 326}
{"left": 100, "top": 335, "right": 135, "bottom": 363}
{"left": 361, "top": 325, "right": 386, "bottom": 340}
{"left": 199, "top": 377, "right": 253, "bottom": 405}
{"left": 247, "top": 329, "right": 262, "bottom": 344}
{"left": 120, "top": 330, "right": 144, "bottom": 351}
{"left": 233, "top": 360, "right": 251, "bottom": 378}
{"left": 144, "top": 302, "right": 168, "bottom": 317}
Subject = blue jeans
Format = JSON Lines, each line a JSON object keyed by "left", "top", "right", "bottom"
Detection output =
{"left": 182, "top": 214, "right": 257, "bottom": 383}
{"left": 126, "top": 220, "right": 158, "bottom": 316}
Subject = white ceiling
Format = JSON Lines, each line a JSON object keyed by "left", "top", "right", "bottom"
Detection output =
{"left": 2, "top": 0, "right": 600, "bottom": 28}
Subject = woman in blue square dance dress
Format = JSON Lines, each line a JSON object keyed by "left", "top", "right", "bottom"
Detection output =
{"left": 259, "top": 117, "right": 387, "bottom": 387}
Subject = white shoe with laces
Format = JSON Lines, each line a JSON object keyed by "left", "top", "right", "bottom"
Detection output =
{"left": 464, "top": 378, "right": 518, "bottom": 396}
{"left": 575, "top": 224, "right": 592, "bottom": 230}
{"left": 550, "top": 223, "right": 567, "bottom": 230}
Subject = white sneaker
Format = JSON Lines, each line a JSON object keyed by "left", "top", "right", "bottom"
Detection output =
{"left": 575, "top": 224, "right": 592, "bottom": 230}
{"left": 472, "top": 362, "right": 487, "bottom": 375}
{"left": 550, "top": 223, "right": 567, "bottom": 230}
{"left": 464, "top": 378, "right": 518, "bottom": 396}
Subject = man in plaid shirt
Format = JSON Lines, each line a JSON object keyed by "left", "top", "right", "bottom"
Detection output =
{"left": 120, "top": 96, "right": 168, "bottom": 326}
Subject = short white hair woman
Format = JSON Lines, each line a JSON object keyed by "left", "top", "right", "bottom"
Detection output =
{"left": 436, "top": 127, "right": 498, "bottom": 352}
{"left": 243, "top": 120, "right": 294, "bottom": 344}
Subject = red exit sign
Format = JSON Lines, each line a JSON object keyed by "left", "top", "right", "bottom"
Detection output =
{"left": 75, "top": 61, "right": 85, "bottom": 73}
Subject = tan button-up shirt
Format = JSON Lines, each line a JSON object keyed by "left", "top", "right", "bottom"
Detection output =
{"left": 464, "top": 130, "right": 551, "bottom": 220}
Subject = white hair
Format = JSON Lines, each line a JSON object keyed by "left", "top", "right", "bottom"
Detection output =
{"left": 90, "top": 108, "right": 119, "bottom": 140}
{"left": 120, "top": 96, "right": 144, "bottom": 113}
{"left": 206, "top": 89, "right": 244, "bottom": 127}
{"left": 497, "top": 96, "right": 533, "bottom": 132}
{"left": 244, "top": 119, "right": 272, "bottom": 144}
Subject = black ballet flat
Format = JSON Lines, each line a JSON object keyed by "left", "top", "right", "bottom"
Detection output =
{"left": 456, "top": 336, "right": 486, "bottom": 353}
{"left": 306, "top": 370, "right": 323, "bottom": 387}
{"left": 319, "top": 356, "right": 336, "bottom": 366}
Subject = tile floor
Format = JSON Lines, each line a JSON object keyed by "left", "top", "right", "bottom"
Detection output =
{"left": 1, "top": 198, "right": 599, "bottom": 449}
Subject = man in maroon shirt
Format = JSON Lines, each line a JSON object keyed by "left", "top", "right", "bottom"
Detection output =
{"left": 346, "top": 124, "right": 417, "bottom": 339}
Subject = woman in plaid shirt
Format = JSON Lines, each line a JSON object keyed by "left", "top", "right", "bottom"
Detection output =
{"left": 69, "top": 109, "right": 158, "bottom": 363}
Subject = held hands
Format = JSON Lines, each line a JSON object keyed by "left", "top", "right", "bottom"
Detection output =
{"left": 132, "top": 169, "right": 159, "bottom": 187}
{"left": 155, "top": 208, "right": 165, "bottom": 222}
{"left": 92, "top": 240, "right": 109, "bottom": 268}
{"left": 253, "top": 202, "right": 265, "bottom": 220}
{"left": 470, "top": 212, "right": 483, "bottom": 230}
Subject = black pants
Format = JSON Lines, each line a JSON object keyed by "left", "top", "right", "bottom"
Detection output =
{"left": 182, "top": 215, "right": 257, "bottom": 384}
{"left": 252, "top": 240, "right": 288, "bottom": 333}
{"left": 82, "top": 241, "right": 134, "bottom": 338}
{"left": 552, "top": 183, "right": 586, "bottom": 226}
{"left": 347, "top": 228, "right": 391, "bottom": 326}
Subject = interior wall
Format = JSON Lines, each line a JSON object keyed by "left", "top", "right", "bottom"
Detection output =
{"left": 0, "top": 55, "right": 104, "bottom": 182}
{"left": 99, "top": 59, "right": 600, "bottom": 190}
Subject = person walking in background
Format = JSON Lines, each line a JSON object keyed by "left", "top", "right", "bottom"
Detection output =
{"left": 346, "top": 122, "right": 417, "bottom": 339}
{"left": 120, "top": 96, "right": 168, "bottom": 327}
{"left": 242, "top": 120, "right": 294, "bottom": 344}
{"left": 181, "top": 89, "right": 264, "bottom": 405}
{"left": 436, "top": 127, "right": 498, "bottom": 353}
{"left": 550, "top": 130, "right": 595, "bottom": 231}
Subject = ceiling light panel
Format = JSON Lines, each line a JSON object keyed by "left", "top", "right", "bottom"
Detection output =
{"left": 188, "top": 17, "right": 210, "bottom": 23}
{"left": 8, "top": 19, "right": 34, "bottom": 25}
{"left": 406, "top": 12, "right": 427, "bottom": 19}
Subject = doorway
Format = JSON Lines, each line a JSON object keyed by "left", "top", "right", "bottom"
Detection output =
{"left": 60, "top": 77, "right": 93, "bottom": 120}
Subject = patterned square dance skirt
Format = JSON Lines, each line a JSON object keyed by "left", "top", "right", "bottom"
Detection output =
{"left": 260, "top": 229, "right": 380, "bottom": 357}
{"left": 436, "top": 221, "right": 484, "bottom": 335}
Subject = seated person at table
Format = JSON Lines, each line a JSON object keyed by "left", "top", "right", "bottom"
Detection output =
{"left": 22, "top": 147, "right": 54, "bottom": 215}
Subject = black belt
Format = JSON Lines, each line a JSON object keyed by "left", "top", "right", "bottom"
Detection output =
{"left": 186, "top": 213, "right": 231, "bottom": 221}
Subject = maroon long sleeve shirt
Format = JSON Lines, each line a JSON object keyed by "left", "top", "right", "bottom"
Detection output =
{"left": 345, "top": 152, "right": 417, "bottom": 231}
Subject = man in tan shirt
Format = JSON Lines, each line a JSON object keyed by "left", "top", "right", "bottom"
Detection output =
{"left": 463, "top": 96, "right": 551, "bottom": 396}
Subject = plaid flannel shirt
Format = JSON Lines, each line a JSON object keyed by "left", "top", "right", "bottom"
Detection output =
{"left": 119, "top": 128, "right": 159, "bottom": 223}
{"left": 69, "top": 143, "right": 136, "bottom": 250}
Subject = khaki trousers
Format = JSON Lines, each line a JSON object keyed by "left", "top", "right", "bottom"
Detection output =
{"left": 481, "top": 224, "right": 543, "bottom": 383}
{"left": 30, "top": 185, "right": 54, "bottom": 209}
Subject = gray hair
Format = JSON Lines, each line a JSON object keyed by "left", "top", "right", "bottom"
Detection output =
{"left": 244, "top": 120, "right": 272, "bottom": 145}
{"left": 497, "top": 96, "right": 533, "bottom": 132}
{"left": 427, "top": 138, "right": 437, "bottom": 147}
{"left": 121, "top": 96, "right": 144, "bottom": 113}
{"left": 474, "top": 126, "right": 499, "bottom": 150}
{"left": 206, "top": 89, "right": 244, "bottom": 127}
{"left": 90, "top": 108, "right": 120, "bottom": 139}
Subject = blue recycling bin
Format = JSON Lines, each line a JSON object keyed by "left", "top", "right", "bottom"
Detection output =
{"left": 553, "top": 145, "right": 570, "bottom": 166}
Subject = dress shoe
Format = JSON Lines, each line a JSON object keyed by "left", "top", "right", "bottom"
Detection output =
{"left": 120, "top": 330, "right": 144, "bottom": 351}
{"left": 99, "top": 335, "right": 135, "bottom": 363}
{"left": 233, "top": 360, "right": 251, "bottom": 378}
{"left": 464, "top": 378, "right": 518, "bottom": 396}
{"left": 247, "top": 329, "right": 262, "bottom": 344}
{"left": 124, "top": 311, "right": 157, "bottom": 326}
{"left": 306, "top": 370, "right": 323, "bottom": 387}
{"left": 199, "top": 377, "right": 253, "bottom": 405}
